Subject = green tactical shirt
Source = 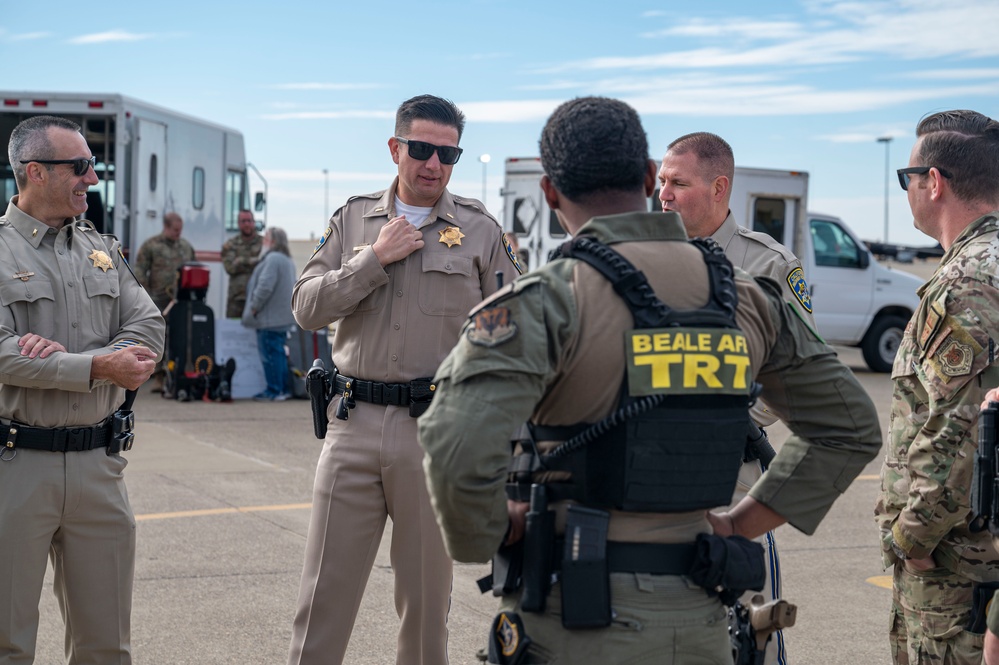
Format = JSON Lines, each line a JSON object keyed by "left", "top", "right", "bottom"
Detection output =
{"left": 419, "top": 211, "right": 881, "bottom": 563}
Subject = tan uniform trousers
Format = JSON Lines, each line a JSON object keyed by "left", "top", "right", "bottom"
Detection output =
{"left": 288, "top": 401, "right": 452, "bottom": 665}
{"left": 0, "top": 447, "right": 135, "bottom": 665}
{"left": 495, "top": 572, "right": 732, "bottom": 664}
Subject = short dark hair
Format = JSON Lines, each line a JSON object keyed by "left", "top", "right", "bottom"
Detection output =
{"left": 667, "top": 132, "right": 735, "bottom": 183}
{"left": 539, "top": 97, "right": 649, "bottom": 202}
{"left": 395, "top": 95, "right": 466, "bottom": 142}
{"left": 915, "top": 109, "right": 999, "bottom": 205}
{"left": 8, "top": 115, "right": 83, "bottom": 188}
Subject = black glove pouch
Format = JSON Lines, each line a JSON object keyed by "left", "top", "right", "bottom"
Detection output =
{"left": 688, "top": 532, "right": 766, "bottom": 606}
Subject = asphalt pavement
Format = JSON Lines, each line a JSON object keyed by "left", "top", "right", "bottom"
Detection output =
{"left": 27, "top": 345, "right": 898, "bottom": 665}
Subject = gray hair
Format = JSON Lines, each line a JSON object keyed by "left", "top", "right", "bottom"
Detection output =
{"left": 265, "top": 226, "right": 290, "bottom": 257}
{"left": 8, "top": 115, "right": 82, "bottom": 189}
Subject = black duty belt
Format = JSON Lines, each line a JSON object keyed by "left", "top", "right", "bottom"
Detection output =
{"left": 555, "top": 538, "right": 697, "bottom": 576}
{"left": 4, "top": 419, "right": 113, "bottom": 453}
{"left": 334, "top": 374, "right": 434, "bottom": 407}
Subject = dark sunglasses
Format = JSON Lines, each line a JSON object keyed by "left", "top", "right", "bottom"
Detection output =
{"left": 394, "top": 137, "right": 463, "bottom": 165}
{"left": 20, "top": 156, "right": 97, "bottom": 177}
{"left": 897, "top": 165, "right": 952, "bottom": 191}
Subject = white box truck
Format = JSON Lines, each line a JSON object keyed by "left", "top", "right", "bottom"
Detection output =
{"left": 501, "top": 158, "right": 924, "bottom": 373}
{"left": 0, "top": 91, "right": 267, "bottom": 318}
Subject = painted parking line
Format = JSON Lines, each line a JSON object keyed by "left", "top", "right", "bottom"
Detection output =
{"left": 136, "top": 502, "right": 311, "bottom": 521}
{"left": 867, "top": 575, "right": 892, "bottom": 589}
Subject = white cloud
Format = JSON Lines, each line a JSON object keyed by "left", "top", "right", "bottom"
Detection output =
{"left": 549, "top": 4, "right": 999, "bottom": 73}
{"left": 642, "top": 19, "right": 804, "bottom": 41}
{"left": 10, "top": 32, "right": 51, "bottom": 41}
{"left": 624, "top": 81, "right": 999, "bottom": 117}
{"left": 68, "top": 30, "right": 153, "bottom": 44}
{"left": 905, "top": 68, "right": 999, "bottom": 81}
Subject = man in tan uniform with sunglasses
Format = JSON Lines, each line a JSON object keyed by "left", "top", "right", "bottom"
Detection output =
{"left": 288, "top": 94, "right": 521, "bottom": 665}
{"left": 0, "top": 115, "right": 163, "bottom": 664}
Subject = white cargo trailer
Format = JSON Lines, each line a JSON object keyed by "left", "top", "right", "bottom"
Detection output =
{"left": 0, "top": 91, "right": 267, "bottom": 318}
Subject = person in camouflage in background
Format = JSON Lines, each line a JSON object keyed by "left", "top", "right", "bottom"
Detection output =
{"left": 134, "top": 211, "right": 196, "bottom": 312}
{"left": 874, "top": 109, "right": 999, "bottom": 665}
{"left": 222, "top": 209, "right": 263, "bottom": 318}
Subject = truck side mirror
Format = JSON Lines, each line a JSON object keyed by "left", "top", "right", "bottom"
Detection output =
{"left": 858, "top": 248, "right": 870, "bottom": 269}
{"left": 254, "top": 191, "right": 266, "bottom": 211}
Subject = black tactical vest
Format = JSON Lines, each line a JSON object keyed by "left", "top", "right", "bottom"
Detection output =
{"left": 528, "top": 236, "right": 754, "bottom": 513}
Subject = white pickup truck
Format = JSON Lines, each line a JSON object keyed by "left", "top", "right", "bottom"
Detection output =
{"left": 501, "top": 159, "right": 924, "bottom": 373}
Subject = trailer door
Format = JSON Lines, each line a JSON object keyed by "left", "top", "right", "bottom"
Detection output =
{"left": 132, "top": 118, "right": 167, "bottom": 249}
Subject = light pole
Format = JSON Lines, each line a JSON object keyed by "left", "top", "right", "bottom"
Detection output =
{"left": 322, "top": 168, "right": 329, "bottom": 223}
{"left": 479, "top": 154, "right": 491, "bottom": 209}
{"left": 877, "top": 137, "right": 892, "bottom": 243}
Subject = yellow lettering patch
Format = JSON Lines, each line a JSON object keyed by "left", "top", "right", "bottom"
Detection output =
{"left": 626, "top": 327, "right": 752, "bottom": 395}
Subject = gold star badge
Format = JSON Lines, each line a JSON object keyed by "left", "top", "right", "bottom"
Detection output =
{"left": 439, "top": 226, "right": 465, "bottom": 248}
{"left": 89, "top": 249, "right": 113, "bottom": 272}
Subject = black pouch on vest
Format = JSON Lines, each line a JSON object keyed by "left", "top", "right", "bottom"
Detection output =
{"left": 477, "top": 540, "right": 523, "bottom": 597}
{"left": 560, "top": 505, "right": 611, "bottom": 629}
{"left": 486, "top": 611, "right": 532, "bottom": 664}
{"left": 409, "top": 378, "right": 435, "bottom": 417}
{"left": 688, "top": 532, "right": 765, "bottom": 606}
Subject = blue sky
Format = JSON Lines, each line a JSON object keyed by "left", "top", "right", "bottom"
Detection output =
{"left": 3, "top": 0, "right": 998, "bottom": 246}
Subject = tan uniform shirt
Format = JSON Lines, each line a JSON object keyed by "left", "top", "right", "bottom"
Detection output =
{"left": 419, "top": 211, "right": 882, "bottom": 563}
{"left": 711, "top": 212, "right": 814, "bottom": 327}
{"left": 293, "top": 178, "right": 520, "bottom": 381}
{"left": 712, "top": 212, "right": 815, "bottom": 441}
{"left": 0, "top": 198, "right": 165, "bottom": 428}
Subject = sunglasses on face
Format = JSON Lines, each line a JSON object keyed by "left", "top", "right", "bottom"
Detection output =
{"left": 20, "top": 156, "right": 97, "bottom": 177}
{"left": 394, "top": 137, "right": 463, "bottom": 165}
{"left": 897, "top": 165, "right": 952, "bottom": 191}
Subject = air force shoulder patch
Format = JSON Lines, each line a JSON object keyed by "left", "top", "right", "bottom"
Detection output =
{"left": 467, "top": 306, "right": 518, "bottom": 347}
{"left": 786, "top": 267, "right": 813, "bottom": 313}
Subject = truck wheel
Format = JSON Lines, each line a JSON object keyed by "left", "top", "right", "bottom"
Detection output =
{"left": 861, "top": 315, "right": 907, "bottom": 373}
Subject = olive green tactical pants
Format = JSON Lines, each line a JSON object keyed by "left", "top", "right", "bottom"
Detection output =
{"left": 491, "top": 572, "right": 732, "bottom": 664}
{"left": 890, "top": 563, "right": 982, "bottom": 664}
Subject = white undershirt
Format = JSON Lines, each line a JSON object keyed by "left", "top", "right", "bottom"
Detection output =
{"left": 395, "top": 197, "right": 433, "bottom": 227}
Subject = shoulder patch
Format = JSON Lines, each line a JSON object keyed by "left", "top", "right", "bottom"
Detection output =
{"left": 467, "top": 306, "right": 518, "bottom": 347}
{"left": 502, "top": 234, "right": 525, "bottom": 275}
{"left": 312, "top": 227, "right": 332, "bottom": 256}
{"left": 786, "top": 267, "right": 812, "bottom": 313}
{"left": 926, "top": 316, "right": 983, "bottom": 382}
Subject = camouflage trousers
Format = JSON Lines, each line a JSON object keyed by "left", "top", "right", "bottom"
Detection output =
{"left": 889, "top": 563, "right": 982, "bottom": 664}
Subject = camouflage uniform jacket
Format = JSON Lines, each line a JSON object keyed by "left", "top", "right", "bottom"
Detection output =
{"left": 134, "top": 233, "right": 196, "bottom": 310}
{"left": 875, "top": 212, "right": 999, "bottom": 581}
{"left": 221, "top": 232, "right": 262, "bottom": 319}
{"left": 419, "top": 212, "right": 881, "bottom": 563}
